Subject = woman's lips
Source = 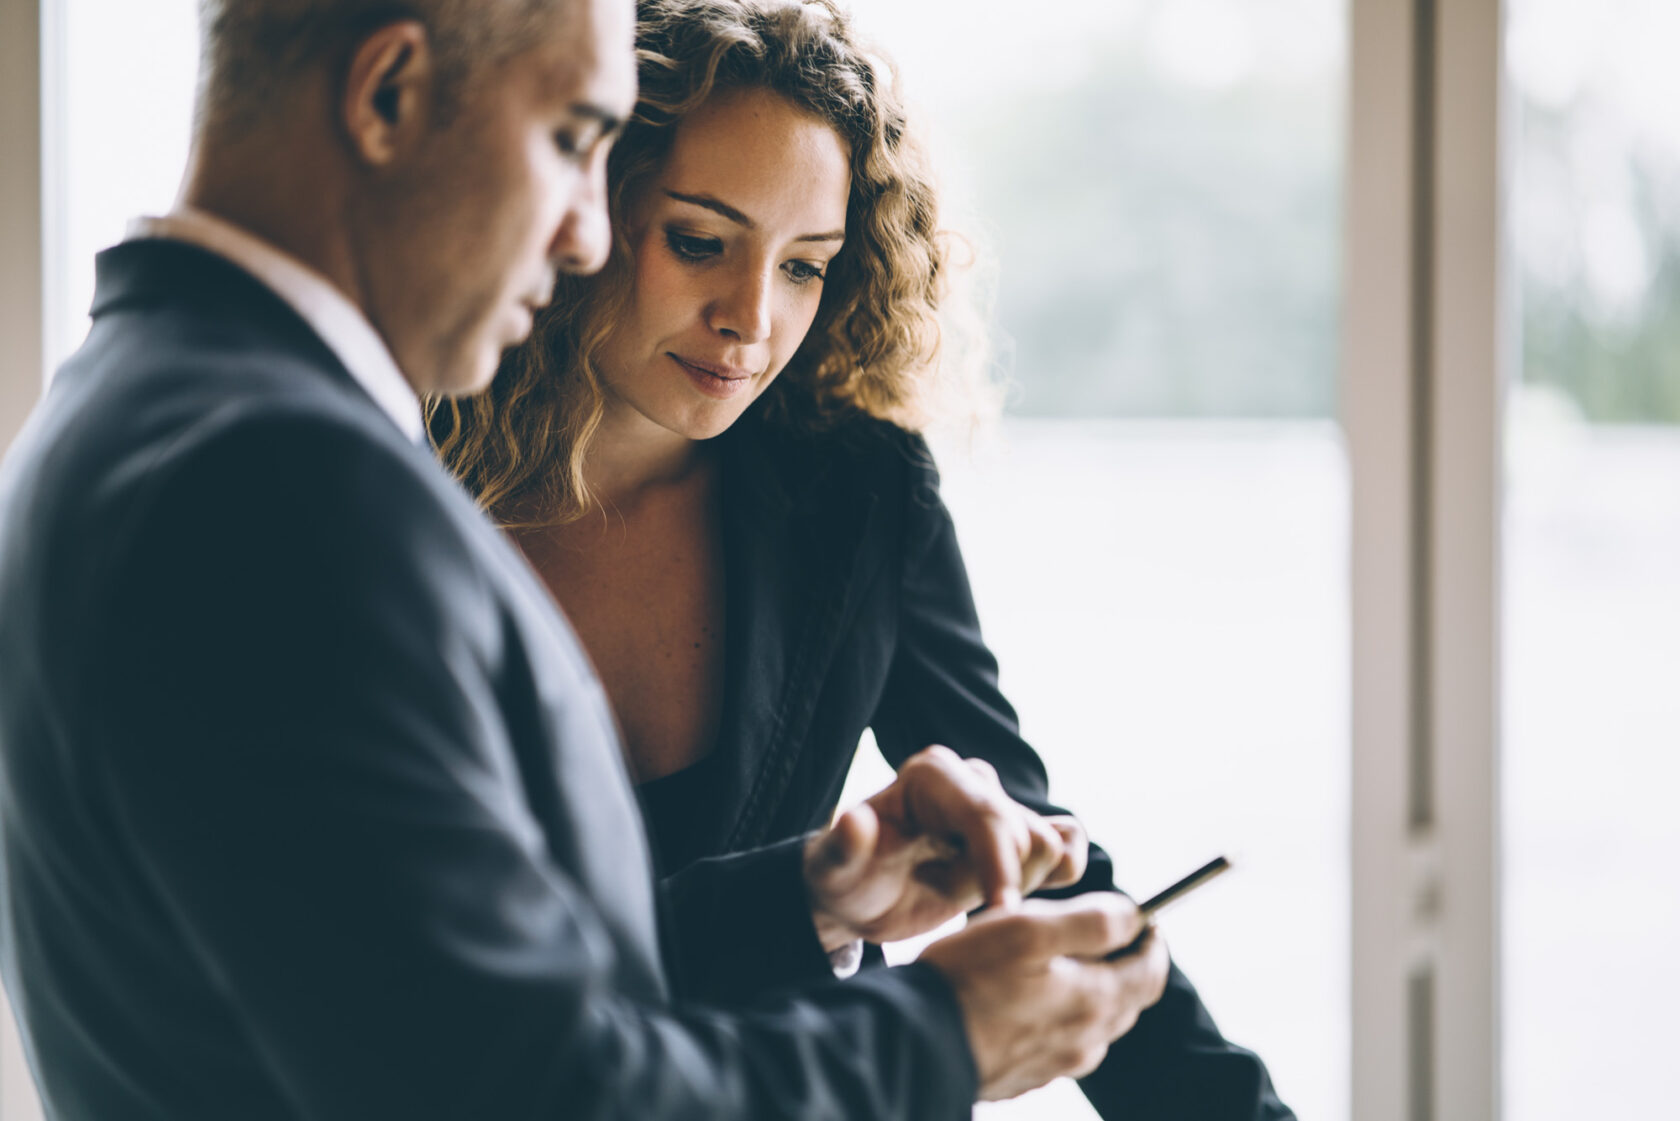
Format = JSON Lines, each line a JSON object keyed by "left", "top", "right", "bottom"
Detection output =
{"left": 670, "top": 353, "right": 754, "bottom": 400}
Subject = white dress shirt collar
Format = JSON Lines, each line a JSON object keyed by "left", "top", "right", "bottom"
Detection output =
{"left": 125, "top": 208, "right": 426, "bottom": 443}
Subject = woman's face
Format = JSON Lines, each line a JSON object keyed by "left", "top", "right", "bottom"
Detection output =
{"left": 596, "top": 86, "right": 852, "bottom": 441}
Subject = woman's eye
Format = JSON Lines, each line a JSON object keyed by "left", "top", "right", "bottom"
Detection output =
{"left": 665, "top": 230, "right": 721, "bottom": 261}
{"left": 784, "top": 260, "right": 827, "bottom": 285}
{"left": 554, "top": 131, "right": 581, "bottom": 157}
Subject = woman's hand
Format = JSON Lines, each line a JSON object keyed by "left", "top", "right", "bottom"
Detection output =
{"left": 803, "top": 745, "right": 1087, "bottom": 950}
{"left": 1037, "top": 812, "right": 1090, "bottom": 893}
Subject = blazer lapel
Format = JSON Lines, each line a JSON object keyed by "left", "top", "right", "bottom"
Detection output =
{"left": 715, "top": 415, "right": 883, "bottom": 852}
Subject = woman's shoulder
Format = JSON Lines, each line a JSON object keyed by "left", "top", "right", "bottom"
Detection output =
{"left": 760, "top": 410, "right": 953, "bottom": 557}
{"left": 724, "top": 404, "right": 953, "bottom": 568}
{"left": 741, "top": 403, "right": 935, "bottom": 493}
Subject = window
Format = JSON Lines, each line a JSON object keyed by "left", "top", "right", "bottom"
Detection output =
{"left": 1505, "top": 1, "right": 1680, "bottom": 1116}
{"left": 837, "top": 2, "right": 1349, "bottom": 1117}
{"left": 47, "top": 0, "right": 198, "bottom": 372}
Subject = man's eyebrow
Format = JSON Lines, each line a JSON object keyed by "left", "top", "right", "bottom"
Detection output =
{"left": 665, "top": 190, "right": 845, "bottom": 243}
{"left": 567, "top": 102, "right": 627, "bottom": 138}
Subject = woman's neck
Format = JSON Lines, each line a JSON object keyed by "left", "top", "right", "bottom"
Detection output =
{"left": 582, "top": 399, "right": 709, "bottom": 513}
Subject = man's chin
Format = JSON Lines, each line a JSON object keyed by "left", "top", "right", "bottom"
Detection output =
{"left": 459, "top": 361, "right": 502, "bottom": 398}
{"left": 429, "top": 343, "right": 505, "bottom": 399}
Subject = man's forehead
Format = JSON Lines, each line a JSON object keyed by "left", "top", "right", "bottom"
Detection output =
{"left": 527, "top": 0, "right": 636, "bottom": 111}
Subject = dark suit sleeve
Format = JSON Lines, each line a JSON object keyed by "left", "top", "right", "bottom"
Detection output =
{"left": 92, "top": 417, "right": 977, "bottom": 1121}
{"left": 869, "top": 438, "right": 1295, "bottom": 1121}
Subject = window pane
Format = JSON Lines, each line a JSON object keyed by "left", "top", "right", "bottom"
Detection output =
{"left": 1505, "top": 1, "right": 1680, "bottom": 1117}
{"left": 938, "top": 423, "right": 1348, "bottom": 1121}
{"left": 839, "top": 2, "right": 1350, "bottom": 1118}
{"left": 51, "top": 0, "right": 198, "bottom": 371}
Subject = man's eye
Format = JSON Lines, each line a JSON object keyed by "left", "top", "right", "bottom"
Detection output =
{"left": 666, "top": 230, "right": 721, "bottom": 261}
{"left": 555, "top": 124, "right": 604, "bottom": 160}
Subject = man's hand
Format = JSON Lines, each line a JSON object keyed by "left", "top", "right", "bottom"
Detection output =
{"left": 919, "top": 894, "right": 1171, "bottom": 1101}
{"left": 804, "top": 745, "right": 1088, "bottom": 951}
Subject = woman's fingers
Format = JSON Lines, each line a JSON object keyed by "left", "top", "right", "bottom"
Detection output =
{"left": 1019, "top": 812, "right": 1067, "bottom": 895}
{"left": 806, "top": 801, "right": 880, "bottom": 891}
{"left": 893, "top": 745, "right": 1033, "bottom": 910}
{"left": 1042, "top": 815, "right": 1089, "bottom": 889}
{"left": 950, "top": 755, "right": 1080, "bottom": 897}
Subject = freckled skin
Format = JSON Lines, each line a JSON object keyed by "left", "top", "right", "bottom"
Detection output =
{"left": 519, "top": 87, "right": 852, "bottom": 782}
{"left": 596, "top": 86, "right": 852, "bottom": 443}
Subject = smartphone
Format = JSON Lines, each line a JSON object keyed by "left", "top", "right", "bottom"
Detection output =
{"left": 1104, "top": 855, "right": 1231, "bottom": 960}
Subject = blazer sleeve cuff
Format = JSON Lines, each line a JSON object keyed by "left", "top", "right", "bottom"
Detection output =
{"left": 660, "top": 834, "right": 837, "bottom": 1006}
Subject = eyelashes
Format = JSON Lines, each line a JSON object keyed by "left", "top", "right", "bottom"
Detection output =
{"left": 665, "top": 229, "right": 721, "bottom": 261}
{"left": 662, "top": 227, "right": 828, "bottom": 286}
{"left": 784, "top": 260, "right": 826, "bottom": 284}
{"left": 555, "top": 121, "right": 611, "bottom": 162}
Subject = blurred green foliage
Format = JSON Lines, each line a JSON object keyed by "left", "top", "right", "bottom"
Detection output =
{"left": 1526, "top": 254, "right": 1680, "bottom": 423}
{"left": 954, "top": 56, "right": 1679, "bottom": 423}
{"left": 955, "top": 57, "right": 1342, "bottom": 418}
{"left": 1521, "top": 107, "right": 1680, "bottom": 424}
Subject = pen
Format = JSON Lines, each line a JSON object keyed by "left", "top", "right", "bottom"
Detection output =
{"left": 1104, "top": 855, "right": 1232, "bottom": 960}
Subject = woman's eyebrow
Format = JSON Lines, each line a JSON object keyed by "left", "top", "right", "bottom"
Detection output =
{"left": 666, "top": 190, "right": 753, "bottom": 227}
{"left": 665, "top": 190, "right": 845, "bottom": 244}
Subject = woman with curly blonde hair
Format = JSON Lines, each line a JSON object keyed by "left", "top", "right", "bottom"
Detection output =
{"left": 435, "top": 2, "right": 1292, "bottom": 1117}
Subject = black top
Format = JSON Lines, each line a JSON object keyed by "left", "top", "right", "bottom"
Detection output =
{"left": 638, "top": 751, "right": 733, "bottom": 875}
{"left": 635, "top": 402, "right": 1297, "bottom": 1121}
{"left": 0, "top": 239, "right": 978, "bottom": 1121}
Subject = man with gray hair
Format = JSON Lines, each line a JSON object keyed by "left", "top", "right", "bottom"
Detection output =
{"left": 0, "top": 1, "right": 1170, "bottom": 1117}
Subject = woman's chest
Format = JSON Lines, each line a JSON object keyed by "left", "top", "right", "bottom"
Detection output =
{"left": 520, "top": 508, "right": 727, "bottom": 783}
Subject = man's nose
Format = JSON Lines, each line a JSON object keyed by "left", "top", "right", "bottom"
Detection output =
{"left": 709, "top": 264, "right": 773, "bottom": 345}
{"left": 550, "top": 163, "right": 612, "bottom": 277}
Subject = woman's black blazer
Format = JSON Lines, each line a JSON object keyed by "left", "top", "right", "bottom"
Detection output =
{"left": 643, "top": 402, "right": 1295, "bottom": 1121}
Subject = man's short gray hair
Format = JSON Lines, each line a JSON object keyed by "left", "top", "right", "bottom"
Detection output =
{"left": 197, "top": 0, "right": 561, "bottom": 132}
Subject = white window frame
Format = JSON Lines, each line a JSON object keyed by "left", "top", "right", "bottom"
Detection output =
{"left": 0, "top": 0, "right": 48, "bottom": 1112}
{"left": 1, "top": 2, "right": 1514, "bottom": 1119}
{"left": 1347, "top": 0, "right": 1507, "bottom": 1118}
{"left": 1, "top": 0, "right": 47, "bottom": 448}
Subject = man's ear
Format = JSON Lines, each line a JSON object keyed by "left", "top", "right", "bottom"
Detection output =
{"left": 342, "top": 21, "right": 437, "bottom": 166}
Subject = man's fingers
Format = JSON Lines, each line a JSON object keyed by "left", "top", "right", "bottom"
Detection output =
{"left": 1019, "top": 895, "right": 1148, "bottom": 960}
{"left": 1136, "top": 927, "right": 1171, "bottom": 1006}
{"left": 1099, "top": 926, "right": 1172, "bottom": 1038}
{"left": 961, "top": 896, "right": 1149, "bottom": 963}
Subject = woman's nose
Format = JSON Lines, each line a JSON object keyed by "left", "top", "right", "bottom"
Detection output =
{"left": 709, "top": 266, "right": 773, "bottom": 344}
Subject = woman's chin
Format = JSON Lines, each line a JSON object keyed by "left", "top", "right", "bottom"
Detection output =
{"left": 679, "top": 405, "right": 750, "bottom": 442}
{"left": 612, "top": 381, "right": 765, "bottom": 444}
{"left": 663, "top": 391, "right": 763, "bottom": 442}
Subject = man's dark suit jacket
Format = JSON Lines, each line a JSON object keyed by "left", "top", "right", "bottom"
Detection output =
{"left": 633, "top": 405, "right": 1296, "bottom": 1120}
{"left": 0, "top": 239, "right": 978, "bottom": 1120}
